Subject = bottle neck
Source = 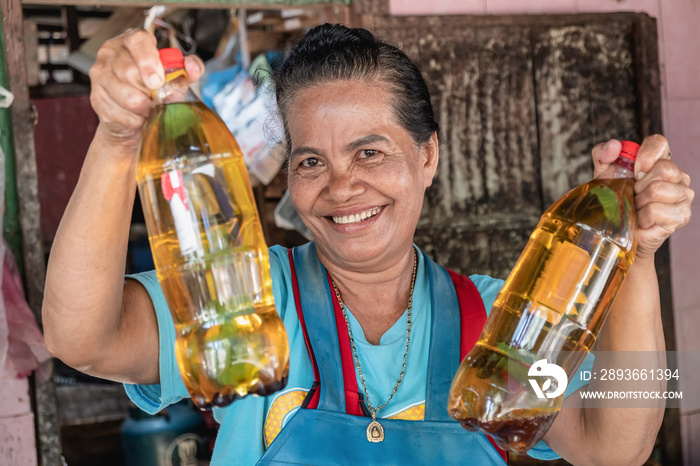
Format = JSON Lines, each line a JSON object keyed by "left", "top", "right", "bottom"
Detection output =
{"left": 597, "top": 155, "right": 636, "bottom": 180}
{"left": 153, "top": 67, "right": 199, "bottom": 105}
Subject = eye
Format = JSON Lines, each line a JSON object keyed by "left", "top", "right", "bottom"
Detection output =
{"left": 360, "top": 149, "right": 379, "bottom": 158}
{"left": 299, "top": 157, "right": 321, "bottom": 168}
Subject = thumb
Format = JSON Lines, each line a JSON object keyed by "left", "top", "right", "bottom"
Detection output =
{"left": 634, "top": 134, "right": 670, "bottom": 180}
{"left": 592, "top": 139, "right": 622, "bottom": 178}
{"left": 184, "top": 55, "right": 205, "bottom": 83}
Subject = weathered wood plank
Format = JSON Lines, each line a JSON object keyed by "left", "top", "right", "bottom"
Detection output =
{"left": 475, "top": 25, "right": 540, "bottom": 216}
{"left": 533, "top": 19, "right": 640, "bottom": 204}
{"left": 56, "top": 384, "right": 130, "bottom": 426}
{"left": 533, "top": 24, "right": 595, "bottom": 205}
{"left": 1, "top": 0, "right": 45, "bottom": 322}
{"left": 585, "top": 22, "right": 639, "bottom": 145}
{"left": 414, "top": 226, "right": 492, "bottom": 276}
{"left": 633, "top": 15, "right": 663, "bottom": 140}
{"left": 351, "top": 0, "right": 389, "bottom": 16}
{"left": 32, "top": 377, "right": 63, "bottom": 466}
{"left": 364, "top": 11, "right": 656, "bottom": 31}
{"left": 414, "top": 213, "right": 538, "bottom": 278}
{"left": 487, "top": 226, "right": 535, "bottom": 280}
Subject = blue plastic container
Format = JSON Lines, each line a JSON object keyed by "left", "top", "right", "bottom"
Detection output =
{"left": 121, "top": 400, "right": 207, "bottom": 466}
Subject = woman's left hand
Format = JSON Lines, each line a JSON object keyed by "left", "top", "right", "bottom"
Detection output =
{"left": 592, "top": 134, "right": 694, "bottom": 262}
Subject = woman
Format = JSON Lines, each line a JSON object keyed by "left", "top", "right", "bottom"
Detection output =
{"left": 43, "top": 24, "right": 693, "bottom": 465}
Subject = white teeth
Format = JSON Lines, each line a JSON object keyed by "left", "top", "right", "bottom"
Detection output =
{"left": 332, "top": 207, "right": 381, "bottom": 224}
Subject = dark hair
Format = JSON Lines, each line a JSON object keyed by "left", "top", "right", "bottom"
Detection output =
{"left": 273, "top": 23, "right": 440, "bottom": 153}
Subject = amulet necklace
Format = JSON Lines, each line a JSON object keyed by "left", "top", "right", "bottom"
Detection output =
{"left": 330, "top": 249, "right": 417, "bottom": 443}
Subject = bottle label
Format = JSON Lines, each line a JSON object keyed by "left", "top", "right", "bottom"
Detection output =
{"left": 161, "top": 170, "right": 200, "bottom": 255}
{"left": 531, "top": 241, "right": 591, "bottom": 323}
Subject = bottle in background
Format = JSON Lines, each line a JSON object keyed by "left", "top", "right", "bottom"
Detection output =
{"left": 136, "top": 48, "right": 289, "bottom": 409}
{"left": 448, "top": 141, "right": 639, "bottom": 452}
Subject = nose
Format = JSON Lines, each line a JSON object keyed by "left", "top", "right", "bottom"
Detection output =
{"left": 324, "top": 168, "right": 365, "bottom": 203}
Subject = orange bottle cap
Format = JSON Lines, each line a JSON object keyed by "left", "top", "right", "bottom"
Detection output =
{"left": 159, "top": 48, "right": 185, "bottom": 70}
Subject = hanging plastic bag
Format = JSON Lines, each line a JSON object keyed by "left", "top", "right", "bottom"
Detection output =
{"left": 274, "top": 191, "right": 313, "bottom": 241}
{"left": 200, "top": 31, "right": 243, "bottom": 109}
{"left": 211, "top": 53, "right": 285, "bottom": 185}
{"left": 1, "top": 237, "right": 52, "bottom": 381}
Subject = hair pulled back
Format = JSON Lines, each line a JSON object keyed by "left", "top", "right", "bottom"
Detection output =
{"left": 273, "top": 23, "right": 440, "bottom": 152}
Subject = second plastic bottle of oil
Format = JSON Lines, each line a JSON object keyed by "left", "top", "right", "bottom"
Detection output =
{"left": 136, "top": 48, "right": 289, "bottom": 409}
{"left": 448, "top": 141, "right": 639, "bottom": 452}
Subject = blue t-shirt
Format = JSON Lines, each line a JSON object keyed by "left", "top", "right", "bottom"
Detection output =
{"left": 125, "top": 245, "right": 592, "bottom": 464}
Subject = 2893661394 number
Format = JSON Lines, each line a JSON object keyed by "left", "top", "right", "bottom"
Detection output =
{"left": 599, "top": 368, "right": 679, "bottom": 381}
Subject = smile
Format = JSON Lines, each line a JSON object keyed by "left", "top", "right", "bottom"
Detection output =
{"left": 331, "top": 207, "right": 382, "bottom": 224}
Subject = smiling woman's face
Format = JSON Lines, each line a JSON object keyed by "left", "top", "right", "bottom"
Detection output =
{"left": 286, "top": 80, "right": 439, "bottom": 271}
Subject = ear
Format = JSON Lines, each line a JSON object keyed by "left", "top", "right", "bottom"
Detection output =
{"left": 421, "top": 132, "right": 439, "bottom": 188}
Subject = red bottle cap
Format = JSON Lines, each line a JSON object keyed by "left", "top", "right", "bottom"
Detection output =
{"left": 620, "top": 140, "right": 640, "bottom": 162}
{"left": 159, "top": 48, "right": 185, "bottom": 70}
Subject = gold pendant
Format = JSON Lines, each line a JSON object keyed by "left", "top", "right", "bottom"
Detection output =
{"left": 367, "top": 420, "right": 384, "bottom": 443}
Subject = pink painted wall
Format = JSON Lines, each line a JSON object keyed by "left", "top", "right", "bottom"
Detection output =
{"left": 0, "top": 359, "right": 38, "bottom": 465}
{"left": 390, "top": 0, "right": 700, "bottom": 464}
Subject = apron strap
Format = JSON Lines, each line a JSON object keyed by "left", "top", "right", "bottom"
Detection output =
{"left": 448, "top": 269, "right": 488, "bottom": 361}
{"left": 424, "top": 263, "right": 493, "bottom": 420}
{"left": 327, "top": 272, "right": 364, "bottom": 416}
{"left": 446, "top": 267, "right": 508, "bottom": 464}
{"left": 423, "top": 256, "right": 461, "bottom": 421}
{"left": 290, "top": 243, "right": 363, "bottom": 415}
{"left": 290, "top": 243, "right": 345, "bottom": 413}
{"left": 288, "top": 247, "right": 320, "bottom": 410}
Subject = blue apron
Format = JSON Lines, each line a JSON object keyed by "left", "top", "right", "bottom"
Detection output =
{"left": 257, "top": 243, "right": 507, "bottom": 465}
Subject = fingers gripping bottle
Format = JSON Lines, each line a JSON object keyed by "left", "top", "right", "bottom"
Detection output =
{"left": 448, "top": 141, "right": 639, "bottom": 452}
{"left": 136, "top": 48, "right": 289, "bottom": 409}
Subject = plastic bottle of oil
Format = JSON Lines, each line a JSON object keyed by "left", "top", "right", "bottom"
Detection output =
{"left": 136, "top": 48, "right": 289, "bottom": 409}
{"left": 448, "top": 141, "right": 639, "bottom": 452}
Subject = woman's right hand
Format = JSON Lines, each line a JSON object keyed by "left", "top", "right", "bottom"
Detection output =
{"left": 43, "top": 29, "right": 205, "bottom": 385}
{"left": 89, "top": 29, "right": 205, "bottom": 151}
